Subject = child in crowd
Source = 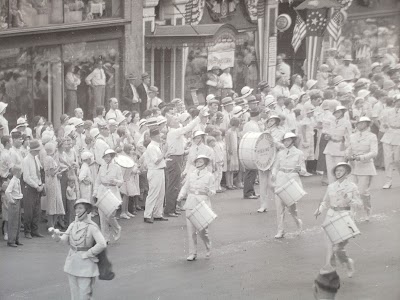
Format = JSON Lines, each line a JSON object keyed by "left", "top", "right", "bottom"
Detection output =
{"left": 66, "top": 178, "right": 77, "bottom": 224}
{"left": 79, "top": 151, "right": 93, "bottom": 204}
{"left": 225, "top": 117, "right": 240, "bottom": 189}
{"left": 5, "top": 166, "right": 24, "bottom": 247}
{"left": 209, "top": 131, "right": 225, "bottom": 193}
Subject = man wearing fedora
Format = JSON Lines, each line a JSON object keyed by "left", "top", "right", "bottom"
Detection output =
{"left": 122, "top": 73, "right": 140, "bottom": 112}
{"left": 147, "top": 86, "right": 163, "bottom": 110}
{"left": 137, "top": 72, "right": 151, "bottom": 114}
{"left": 22, "top": 139, "right": 44, "bottom": 239}
{"left": 333, "top": 55, "right": 361, "bottom": 82}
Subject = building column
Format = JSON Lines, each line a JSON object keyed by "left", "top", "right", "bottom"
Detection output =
{"left": 262, "top": 0, "right": 278, "bottom": 87}
{"left": 125, "top": 0, "right": 144, "bottom": 76}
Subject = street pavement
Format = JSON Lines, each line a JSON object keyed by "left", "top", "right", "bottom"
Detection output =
{"left": 1, "top": 170, "right": 399, "bottom": 300}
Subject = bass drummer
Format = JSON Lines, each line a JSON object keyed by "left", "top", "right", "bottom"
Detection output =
{"left": 314, "top": 162, "right": 361, "bottom": 278}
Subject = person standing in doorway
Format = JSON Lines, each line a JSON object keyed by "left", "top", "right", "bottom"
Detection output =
{"left": 137, "top": 72, "right": 151, "bottom": 115}
{"left": 86, "top": 59, "right": 106, "bottom": 115}
{"left": 65, "top": 64, "right": 81, "bottom": 116}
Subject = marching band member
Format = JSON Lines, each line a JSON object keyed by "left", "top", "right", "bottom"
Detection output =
{"left": 380, "top": 95, "right": 400, "bottom": 189}
{"left": 93, "top": 149, "right": 123, "bottom": 243}
{"left": 346, "top": 117, "right": 378, "bottom": 220}
{"left": 183, "top": 131, "right": 214, "bottom": 177}
{"left": 323, "top": 106, "right": 352, "bottom": 183}
{"left": 272, "top": 132, "right": 305, "bottom": 239}
{"left": 314, "top": 162, "right": 361, "bottom": 278}
{"left": 52, "top": 198, "right": 107, "bottom": 300}
{"left": 178, "top": 155, "right": 215, "bottom": 261}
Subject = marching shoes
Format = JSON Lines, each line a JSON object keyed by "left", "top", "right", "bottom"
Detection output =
{"left": 144, "top": 218, "right": 154, "bottom": 224}
{"left": 382, "top": 182, "right": 392, "bottom": 189}
{"left": 186, "top": 254, "right": 197, "bottom": 261}
{"left": 297, "top": 219, "right": 303, "bottom": 235}
{"left": 257, "top": 208, "right": 268, "bottom": 213}
{"left": 274, "top": 231, "right": 285, "bottom": 239}
{"left": 346, "top": 258, "right": 355, "bottom": 278}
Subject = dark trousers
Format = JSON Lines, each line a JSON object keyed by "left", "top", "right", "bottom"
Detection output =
{"left": 243, "top": 169, "right": 257, "bottom": 198}
{"left": 164, "top": 155, "right": 183, "bottom": 214}
{"left": 8, "top": 199, "right": 22, "bottom": 243}
{"left": 23, "top": 185, "right": 41, "bottom": 234}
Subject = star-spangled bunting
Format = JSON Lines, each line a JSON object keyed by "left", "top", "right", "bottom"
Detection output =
{"left": 327, "top": 11, "right": 342, "bottom": 43}
{"left": 305, "top": 9, "right": 329, "bottom": 79}
{"left": 291, "top": 14, "right": 307, "bottom": 53}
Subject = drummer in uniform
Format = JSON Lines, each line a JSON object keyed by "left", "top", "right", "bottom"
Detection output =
{"left": 345, "top": 117, "right": 378, "bottom": 221}
{"left": 314, "top": 162, "right": 361, "bottom": 278}
{"left": 272, "top": 132, "right": 305, "bottom": 239}
{"left": 93, "top": 149, "right": 123, "bottom": 243}
{"left": 178, "top": 155, "right": 215, "bottom": 261}
{"left": 52, "top": 198, "right": 107, "bottom": 300}
{"left": 257, "top": 115, "right": 285, "bottom": 213}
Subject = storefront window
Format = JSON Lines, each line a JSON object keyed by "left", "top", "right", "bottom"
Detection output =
{"left": 62, "top": 40, "right": 120, "bottom": 118}
{"left": 0, "top": 0, "right": 122, "bottom": 30}
{"left": 0, "top": 45, "right": 62, "bottom": 128}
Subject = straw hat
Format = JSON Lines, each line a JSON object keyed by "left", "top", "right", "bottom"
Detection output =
{"left": 192, "top": 130, "right": 206, "bottom": 139}
{"left": 241, "top": 86, "right": 253, "bottom": 98}
{"left": 221, "top": 97, "right": 234, "bottom": 106}
{"left": 16, "top": 117, "right": 28, "bottom": 128}
{"left": 306, "top": 79, "right": 318, "bottom": 90}
{"left": 103, "top": 149, "right": 116, "bottom": 157}
{"left": 29, "top": 139, "right": 41, "bottom": 151}
{"left": 90, "top": 128, "right": 100, "bottom": 139}
{"left": 206, "top": 94, "right": 216, "bottom": 103}
{"left": 138, "top": 119, "right": 147, "bottom": 129}
{"left": 331, "top": 75, "right": 345, "bottom": 86}
{"left": 232, "top": 106, "right": 245, "bottom": 117}
{"left": 126, "top": 73, "right": 137, "bottom": 80}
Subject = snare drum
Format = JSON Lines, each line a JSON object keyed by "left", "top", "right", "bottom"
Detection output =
{"left": 322, "top": 211, "right": 360, "bottom": 244}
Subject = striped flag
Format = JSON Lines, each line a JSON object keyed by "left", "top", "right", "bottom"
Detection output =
{"left": 291, "top": 14, "right": 306, "bottom": 53}
{"left": 327, "top": 11, "right": 342, "bottom": 43}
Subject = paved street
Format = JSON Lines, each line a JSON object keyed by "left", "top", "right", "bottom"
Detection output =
{"left": 1, "top": 171, "right": 399, "bottom": 300}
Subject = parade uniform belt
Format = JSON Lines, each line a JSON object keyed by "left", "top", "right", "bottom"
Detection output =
{"left": 101, "top": 183, "right": 116, "bottom": 187}
{"left": 189, "top": 190, "right": 208, "bottom": 196}
{"left": 330, "top": 138, "right": 343, "bottom": 143}
{"left": 279, "top": 168, "right": 297, "bottom": 173}
{"left": 331, "top": 206, "right": 350, "bottom": 211}
{"left": 70, "top": 245, "right": 91, "bottom": 252}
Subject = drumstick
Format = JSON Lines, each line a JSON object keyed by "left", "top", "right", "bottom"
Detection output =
{"left": 48, "top": 227, "right": 66, "bottom": 235}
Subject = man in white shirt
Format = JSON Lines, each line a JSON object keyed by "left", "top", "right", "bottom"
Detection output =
{"left": 271, "top": 75, "right": 290, "bottom": 99}
{"left": 143, "top": 129, "right": 168, "bottom": 223}
{"left": 122, "top": 73, "right": 140, "bottom": 111}
{"left": 93, "top": 123, "right": 110, "bottom": 168}
{"left": 10, "top": 131, "right": 24, "bottom": 169}
{"left": 85, "top": 59, "right": 106, "bottom": 113}
{"left": 105, "top": 97, "right": 124, "bottom": 121}
{"left": 164, "top": 107, "right": 206, "bottom": 217}
{"left": 74, "top": 108, "right": 84, "bottom": 120}
{"left": 0, "top": 135, "right": 12, "bottom": 180}
{"left": 22, "top": 139, "right": 44, "bottom": 239}
{"left": 333, "top": 55, "right": 361, "bottom": 82}
{"left": 147, "top": 86, "right": 163, "bottom": 110}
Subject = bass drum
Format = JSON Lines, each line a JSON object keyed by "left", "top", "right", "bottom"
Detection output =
{"left": 239, "top": 132, "right": 276, "bottom": 171}
{"left": 114, "top": 154, "right": 134, "bottom": 169}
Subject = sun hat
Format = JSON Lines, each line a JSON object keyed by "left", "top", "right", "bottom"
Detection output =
{"left": 241, "top": 86, "right": 254, "bottom": 98}
{"left": 29, "top": 139, "right": 41, "bottom": 151}
{"left": 282, "top": 132, "right": 297, "bottom": 140}
{"left": 332, "top": 162, "right": 352, "bottom": 176}
{"left": 103, "top": 149, "right": 116, "bottom": 157}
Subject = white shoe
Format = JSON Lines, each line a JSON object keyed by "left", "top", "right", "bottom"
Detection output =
{"left": 114, "top": 227, "right": 122, "bottom": 241}
{"left": 4, "top": 233, "right": 8, "bottom": 241}
{"left": 120, "top": 213, "right": 130, "bottom": 219}
{"left": 127, "top": 212, "right": 135, "bottom": 218}
{"left": 346, "top": 258, "right": 355, "bottom": 278}
{"left": 186, "top": 254, "right": 197, "bottom": 261}
{"left": 297, "top": 219, "right": 303, "bottom": 234}
{"left": 274, "top": 231, "right": 285, "bottom": 239}
{"left": 382, "top": 182, "right": 392, "bottom": 189}
{"left": 205, "top": 250, "right": 211, "bottom": 259}
{"left": 257, "top": 208, "right": 267, "bottom": 213}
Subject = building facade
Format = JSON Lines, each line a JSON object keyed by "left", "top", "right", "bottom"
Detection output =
{"left": 0, "top": 0, "right": 143, "bottom": 128}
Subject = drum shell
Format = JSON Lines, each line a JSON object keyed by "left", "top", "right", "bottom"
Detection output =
{"left": 95, "top": 189, "right": 122, "bottom": 218}
{"left": 322, "top": 211, "right": 361, "bottom": 244}
{"left": 187, "top": 200, "right": 217, "bottom": 232}
{"left": 239, "top": 132, "right": 276, "bottom": 171}
{"left": 275, "top": 178, "right": 306, "bottom": 206}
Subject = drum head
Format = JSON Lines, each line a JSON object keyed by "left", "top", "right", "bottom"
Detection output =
{"left": 114, "top": 155, "right": 134, "bottom": 168}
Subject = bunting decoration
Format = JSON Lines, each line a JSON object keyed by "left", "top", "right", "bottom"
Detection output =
{"left": 185, "top": 0, "right": 206, "bottom": 25}
{"left": 291, "top": 14, "right": 307, "bottom": 53}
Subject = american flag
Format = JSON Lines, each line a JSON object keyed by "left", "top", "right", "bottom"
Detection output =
{"left": 327, "top": 11, "right": 342, "bottom": 43}
{"left": 305, "top": 9, "right": 329, "bottom": 79}
{"left": 291, "top": 14, "right": 306, "bottom": 53}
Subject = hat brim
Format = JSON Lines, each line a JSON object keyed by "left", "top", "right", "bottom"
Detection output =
{"left": 332, "top": 164, "right": 352, "bottom": 176}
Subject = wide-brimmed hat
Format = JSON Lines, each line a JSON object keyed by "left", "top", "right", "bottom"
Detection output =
{"left": 333, "top": 105, "right": 347, "bottom": 114}
{"left": 16, "top": 117, "right": 28, "bottom": 128}
{"left": 282, "top": 132, "right": 297, "bottom": 140}
{"left": 241, "top": 86, "right": 254, "bottom": 98}
{"left": 74, "top": 198, "right": 93, "bottom": 209}
{"left": 357, "top": 89, "right": 370, "bottom": 98}
{"left": 264, "top": 95, "right": 276, "bottom": 107}
{"left": 194, "top": 154, "right": 210, "bottom": 164}
{"left": 41, "top": 130, "right": 55, "bottom": 145}
{"left": 126, "top": 73, "right": 137, "bottom": 80}
{"left": 0, "top": 102, "right": 8, "bottom": 114}
{"left": 138, "top": 119, "right": 147, "bottom": 129}
{"left": 148, "top": 86, "right": 159, "bottom": 94}
{"left": 103, "top": 149, "right": 116, "bottom": 157}
{"left": 371, "top": 62, "right": 382, "bottom": 70}
{"left": 357, "top": 116, "right": 371, "bottom": 124}
{"left": 247, "top": 95, "right": 259, "bottom": 104}
{"left": 192, "top": 130, "right": 206, "bottom": 139}
{"left": 232, "top": 106, "right": 245, "bottom": 117}
{"left": 332, "top": 75, "right": 345, "bottom": 86}
{"left": 306, "top": 79, "right": 318, "bottom": 90}
{"left": 146, "top": 117, "right": 158, "bottom": 128}
{"left": 258, "top": 81, "right": 270, "bottom": 90}
{"left": 90, "top": 128, "right": 100, "bottom": 138}
{"left": 332, "top": 162, "right": 352, "bottom": 176}
{"left": 29, "top": 139, "right": 41, "bottom": 151}
{"left": 343, "top": 54, "right": 353, "bottom": 61}
{"left": 221, "top": 97, "right": 234, "bottom": 106}
{"left": 335, "top": 82, "right": 352, "bottom": 94}
{"left": 267, "top": 115, "right": 281, "bottom": 124}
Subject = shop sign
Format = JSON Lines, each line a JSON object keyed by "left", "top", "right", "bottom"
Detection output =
{"left": 276, "top": 14, "right": 292, "bottom": 32}
{"left": 268, "top": 36, "right": 277, "bottom": 66}
{"left": 0, "top": 48, "right": 19, "bottom": 59}
{"left": 207, "top": 43, "right": 235, "bottom": 71}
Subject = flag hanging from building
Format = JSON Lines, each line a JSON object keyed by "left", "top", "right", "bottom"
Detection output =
{"left": 291, "top": 14, "right": 306, "bottom": 53}
{"left": 305, "top": 9, "right": 329, "bottom": 79}
{"left": 327, "top": 11, "right": 341, "bottom": 43}
{"left": 257, "top": 0, "right": 266, "bottom": 79}
{"left": 185, "top": 0, "right": 205, "bottom": 25}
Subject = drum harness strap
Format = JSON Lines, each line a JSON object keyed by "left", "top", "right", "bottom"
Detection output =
{"left": 331, "top": 206, "right": 350, "bottom": 211}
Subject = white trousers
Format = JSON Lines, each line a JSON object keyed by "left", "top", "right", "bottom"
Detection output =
{"left": 186, "top": 211, "right": 211, "bottom": 256}
{"left": 383, "top": 143, "right": 400, "bottom": 183}
{"left": 214, "top": 164, "right": 223, "bottom": 191}
{"left": 99, "top": 209, "right": 120, "bottom": 243}
{"left": 325, "top": 155, "right": 345, "bottom": 183}
{"left": 144, "top": 169, "right": 165, "bottom": 219}
{"left": 258, "top": 170, "right": 274, "bottom": 210}
{"left": 275, "top": 197, "right": 301, "bottom": 233}
{"left": 68, "top": 275, "right": 95, "bottom": 300}
{"left": 352, "top": 175, "right": 373, "bottom": 213}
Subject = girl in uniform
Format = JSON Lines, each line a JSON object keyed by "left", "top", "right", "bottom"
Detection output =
{"left": 314, "top": 162, "right": 361, "bottom": 278}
